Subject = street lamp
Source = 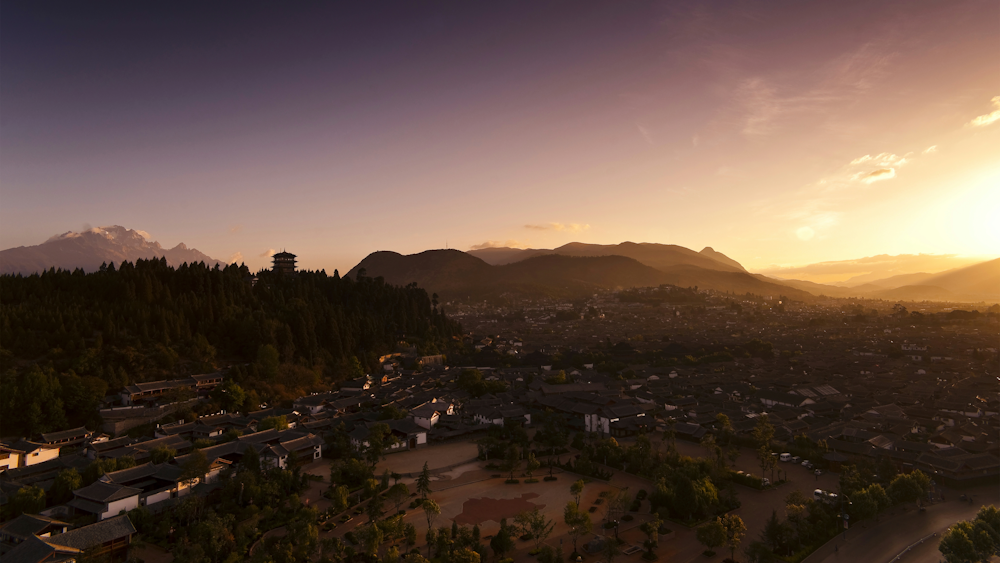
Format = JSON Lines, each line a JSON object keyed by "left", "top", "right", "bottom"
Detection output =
{"left": 840, "top": 493, "right": 852, "bottom": 540}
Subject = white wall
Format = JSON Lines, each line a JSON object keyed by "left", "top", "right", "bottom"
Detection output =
{"left": 101, "top": 496, "right": 139, "bottom": 520}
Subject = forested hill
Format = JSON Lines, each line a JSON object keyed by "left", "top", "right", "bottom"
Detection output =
{"left": 0, "top": 258, "right": 461, "bottom": 436}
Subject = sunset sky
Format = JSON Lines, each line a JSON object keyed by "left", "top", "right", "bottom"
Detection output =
{"left": 2, "top": 1, "right": 998, "bottom": 274}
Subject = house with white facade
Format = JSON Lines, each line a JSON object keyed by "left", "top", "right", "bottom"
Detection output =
{"left": 68, "top": 481, "right": 140, "bottom": 520}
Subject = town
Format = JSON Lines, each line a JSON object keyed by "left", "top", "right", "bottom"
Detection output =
{"left": 2, "top": 266, "right": 997, "bottom": 563}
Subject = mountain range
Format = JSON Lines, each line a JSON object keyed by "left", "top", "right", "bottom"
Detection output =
{"left": 2, "top": 227, "right": 995, "bottom": 303}
{"left": 0, "top": 226, "right": 223, "bottom": 275}
{"left": 351, "top": 243, "right": 1000, "bottom": 303}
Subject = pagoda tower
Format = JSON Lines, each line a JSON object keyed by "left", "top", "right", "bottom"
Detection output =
{"left": 272, "top": 251, "right": 297, "bottom": 275}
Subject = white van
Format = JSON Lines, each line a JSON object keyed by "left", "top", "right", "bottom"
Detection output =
{"left": 779, "top": 453, "right": 792, "bottom": 462}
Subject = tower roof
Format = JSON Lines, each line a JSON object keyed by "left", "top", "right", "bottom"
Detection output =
{"left": 272, "top": 251, "right": 296, "bottom": 259}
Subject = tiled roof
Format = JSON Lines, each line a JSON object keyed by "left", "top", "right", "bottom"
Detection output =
{"left": 73, "top": 481, "right": 141, "bottom": 503}
{"left": 4, "top": 534, "right": 79, "bottom": 563}
{"left": 44, "top": 515, "right": 136, "bottom": 550}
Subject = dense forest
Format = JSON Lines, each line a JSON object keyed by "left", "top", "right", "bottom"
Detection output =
{"left": 0, "top": 259, "right": 462, "bottom": 436}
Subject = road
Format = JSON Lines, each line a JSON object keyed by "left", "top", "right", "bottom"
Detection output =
{"left": 806, "top": 487, "right": 1000, "bottom": 563}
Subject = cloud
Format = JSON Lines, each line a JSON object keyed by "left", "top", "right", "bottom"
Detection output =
{"left": 229, "top": 225, "right": 243, "bottom": 234}
{"left": 229, "top": 252, "right": 244, "bottom": 264}
{"left": 524, "top": 223, "right": 590, "bottom": 233}
{"left": 922, "top": 145, "right": 937, "bottom": 154}
{"left": 636, "top": 123, "right": 654, "bottom": 145}
{"left": 135, "top": 230, "right": 152, "bottom": 240}
{"left": 966, "top": 95, "right": 1000, "bottom": 127}
{"left": 259, "top": 248, "right": 276, "bottom": 258}
{"left": 861, "top": 168, "right": 895, "bottom": 184}
{"left": 469, "top": 240, "right": 528, "bottom": 250}
{"left": 796, "top": 226, "right": 815, "bottom": 241}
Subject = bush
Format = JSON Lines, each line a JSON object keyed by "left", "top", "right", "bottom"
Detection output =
{"left": 525, "top": 478, "right": 539, "bottom": 484}
{"left": 730, "top": 471, "right": 764, "bottom": 489}
{"left": 505, "top": 479, "right": 520, "bottom": 484}
{"left": 622, "top": 515, "right": 634, "bottom": 522}
{"left": 636, "top": 489, "right": 648, "bottom": 501}
{"left": 630, "top": 500, "right": 642, "bottom": 512}
{"left": 344, "top": 532, "right": 357, "bottom": 545}
{"left": 543, "top": 476, "right": 558, "bottom": 482}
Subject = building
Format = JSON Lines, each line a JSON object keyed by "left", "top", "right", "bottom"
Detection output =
{"left": 67, "top": 481, "right": 140, "bottom": 521}
{"left": 119, "top": 373, "right": 224, "bottom": 405}
{"left": 272, "top": 251, "right": 297, "bottom": 275}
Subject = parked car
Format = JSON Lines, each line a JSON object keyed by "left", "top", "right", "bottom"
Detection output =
{"left": 814, "top": 469, "right": 824, "bottom": 476}
{"left": 803, "top": 460, "right": 814, "bottom": 469}
{"left": 779, "top": 453, "right": 792, "bottom": 462}
{"left": 762, "top": 478, "right": 771, "bottom": 486}
{"left": 791, "top": 456, "right": 802, "bottom": 464}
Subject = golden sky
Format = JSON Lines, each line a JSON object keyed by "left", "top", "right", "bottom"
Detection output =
{"left": 1, "top": 2, "right": 997, "bottom": 274}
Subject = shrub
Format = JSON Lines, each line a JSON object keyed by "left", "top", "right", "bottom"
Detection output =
{"left": 543, "top": 476, "right": 558, "bottom": 482}
{"left": 505, "top": 479, "right": 520, "bottom": 484}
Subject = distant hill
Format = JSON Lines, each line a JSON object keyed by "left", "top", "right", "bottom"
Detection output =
{"left": 0, "top": 226, "right": 223, "bottom": 275}
{"left": 348, "top": 248, "right": 815, "bottom": 301}
{"left": 468, "top": 241, "right": 745, "bottom": 273}
{"left": 346, "top": 249, "right": 494, "bottom": 294}
{"left": 855, "top": 272, "right": 941, "bottom": 288}
{"left": 700, "top": 247, "right": 747, "bottom": 272}
{"left": 918, "top": 258, "right": 1000, "bottom": 298}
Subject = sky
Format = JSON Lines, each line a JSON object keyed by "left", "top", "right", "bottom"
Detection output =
{"left": 2, "top": 1, "right": 998, "bottom": 274}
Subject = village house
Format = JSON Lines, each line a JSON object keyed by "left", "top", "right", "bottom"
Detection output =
{"left": 120, "top": 373, "right": 225, "bottom": 405}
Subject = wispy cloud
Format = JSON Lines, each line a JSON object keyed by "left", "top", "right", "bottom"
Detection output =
{"left": 524, "top": 223, "right": 591, "bottom": 232}
{"left": 966, "top": 95, "right": 1000, "bottom": 127}
{"left": 636, "top": 123, "right": 655, "bottom": 145}
{"left": 861, "top": 168, "right": 895, "bottom": 184}
{"left": 229, "top": 224, "right": 243, "bottom": 234}
{"left": 135, "top": 230, "right": 152, "bottom": 240}
{"left": 753, "top": 145, "right": 923, "bottom": 242}
{"left": 229, "top": 252, "right": 244, "bottom": 264}
{"left": 259, "top": 248, "right": 276, "bottom": 258}
{"left": 922, "top": 145, "right": 937, "bottom": 154}
{"left": 724, "top": 42, "right": 895, "bottom": 138}
{"left": 469, "top": 240, "right": 528, "bottom": 250}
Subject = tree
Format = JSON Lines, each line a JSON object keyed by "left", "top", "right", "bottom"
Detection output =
{"left": 850, "top": 488, "right": 879, "bottom": 523}
{"left": 452, "top": 548, "right": 481, "bottom": 563}
{"left": 696, "top": 519, "right": 726, "bottom": 556}
{"left": 720, "top": 514, "right": 747, "bottom": 561}
{"left": 757, "top": 444, "right": 778, "bottom": 484}
{"left": 49, "top": 468, "right": 82, "bottom": 505}
{"left": 887, "top": 470, "right": 931, "bottom": 507}
{"left": 256, "top": 344, "right": 280, "bottom": 380}
{"left": 603, "top": 533, "right": 621, "bottom": 563}
{"left": 150, "top": 445, "right": 177, "bottom": 464}
{"left": 939, "top": 506, "right": 1000, "bottom": 563}
{"left": 180, "top": 449, "right": 210, "bottom": 488}
{"left": 11, "top": 485, "right": 46, "bottom": 516}
{"left": 258, "top": 415, "right": 288, "bottom": 431}
{"left": 331, "top": 485, "right": 350, "bottom": 513}
{"left": 571, "top": 479, "right": 586, "bottom": 505}
{"left": 490, "top": 518, "right": 516, "bottom": 560}
{"left": 386, "top": 483, "right": 409, "bottom": 514}
{"left": 417, "top": 462, "right": 432, "bottom": 499}
{"left": 515, "top": 508, "right": 555, "bottom": 553}
{"left": 525, "top": 452, "right": 541, "bottom": 480}
{"left": 501, "top": 444, "right": 521, "bottom": 481}
{"left": 422, "top": 499, "right": 441, "bottom": 557}
{"left": 365, "top": 423, "right": 399, "bottom": 469}
{"left": 752, "top": 414, "right": 774, "bottom": 449}
{"left": 366, "top": 491, "right": 385, "bottom": 523}
{"left": 760, "top": 509, "right": 789, "bottom": 554}
{"left": 565, "top": 501, "right": 593, "bottom": 556}
{"left": 639, "top": 514, "right": 662, "bottom": 559}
